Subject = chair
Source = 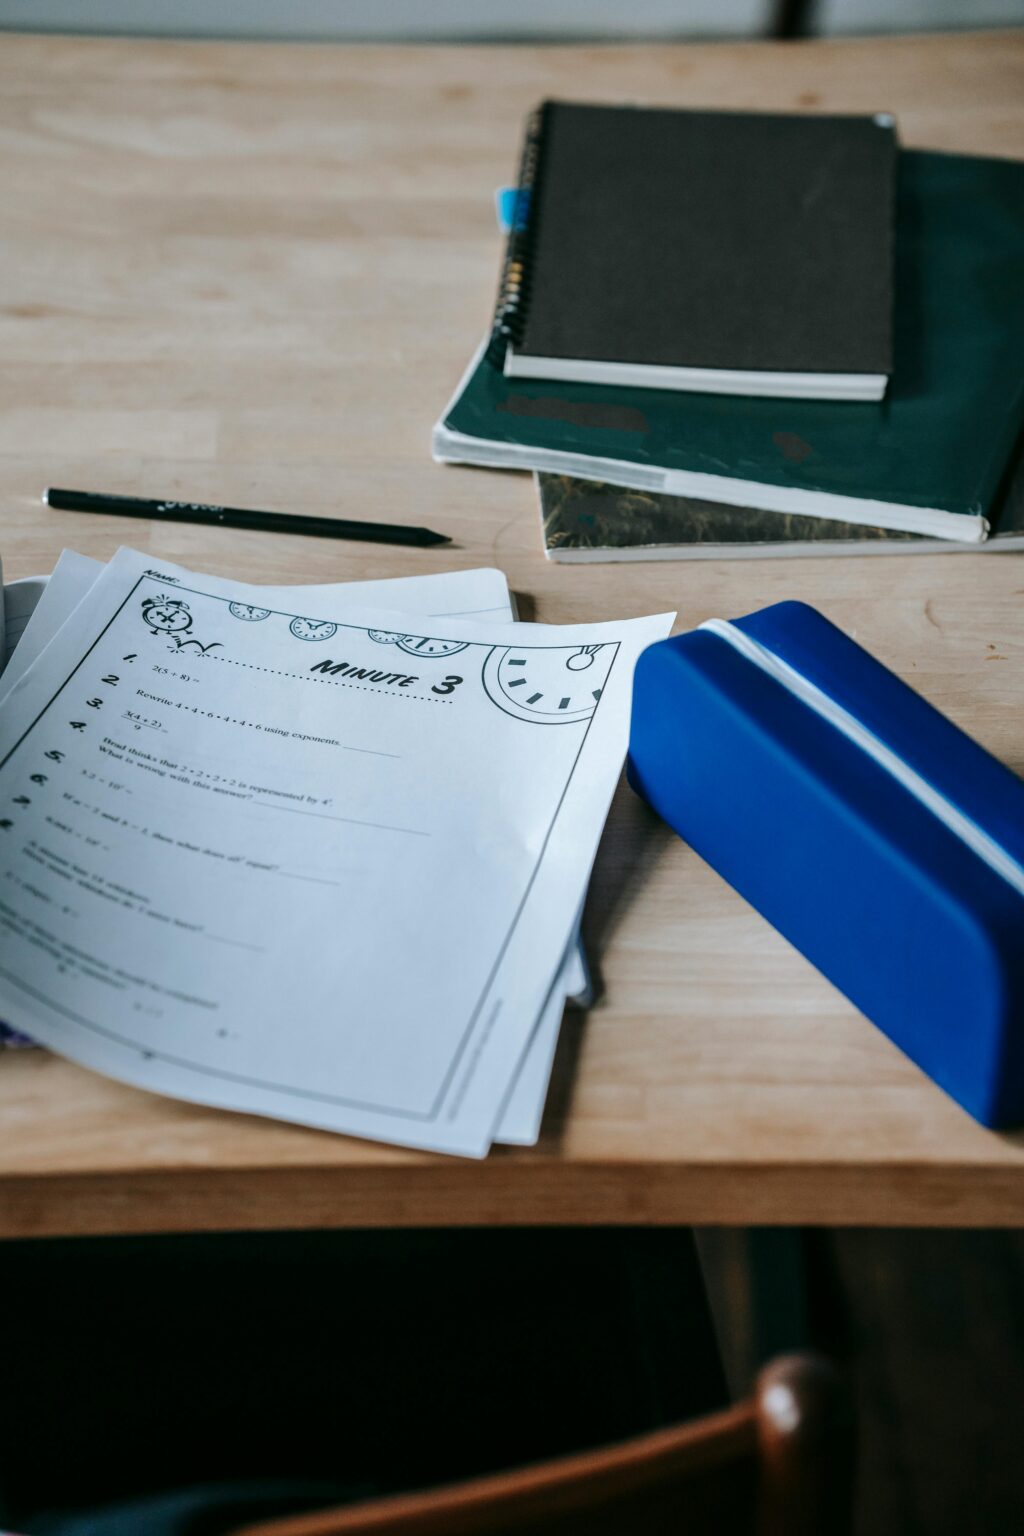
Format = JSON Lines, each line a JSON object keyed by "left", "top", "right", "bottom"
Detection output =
{"left": 0, "top": 1227, "right": 728, "bottom": 1528}
{"left": 231, "top": 1352, "right": 854, "bottom": 1536}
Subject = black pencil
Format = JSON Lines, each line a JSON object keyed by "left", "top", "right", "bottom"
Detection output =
{"left": 43, "top": 488, "right": 451, "bottom": 548}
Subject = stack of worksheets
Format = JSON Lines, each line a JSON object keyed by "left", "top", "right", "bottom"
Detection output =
{"left": 0, "top": 548, "right": 671, "bottom": 1156}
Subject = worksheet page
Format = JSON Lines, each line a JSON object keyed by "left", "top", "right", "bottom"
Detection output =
{"left": 0, "top": 549, "right": 670, "bottom": 1154}
{"left": 0, "top": 551, "right": 588, "bottom": 1142}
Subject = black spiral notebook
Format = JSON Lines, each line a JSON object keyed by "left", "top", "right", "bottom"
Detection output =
{"left": 495, "top": 102, "right": 897, "bottom": 401}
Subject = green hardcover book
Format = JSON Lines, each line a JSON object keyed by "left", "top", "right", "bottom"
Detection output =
{"left": 435, "top": 149, "right": 1024, "bottom": 544}
{"left": 537, "top": 443, "right": 1024, "bottom": 561}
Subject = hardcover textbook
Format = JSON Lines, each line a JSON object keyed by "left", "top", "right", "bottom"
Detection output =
{"left": 537, "top": 442, "right": 1024, "bottom": 561}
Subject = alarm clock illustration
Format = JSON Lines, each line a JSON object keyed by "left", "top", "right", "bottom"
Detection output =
{"left": 396, "top": 635, "right": 469, "bottom": 659}
{"left": 141, "top": 596, "right": 193, "bottom": 634}
{"left": 289, "top": 616, "right": 338, "bottom": 642}
{"left": 482, "top": 643, "right": 615, "bottom": 724}
{"left": 229, "top": 602, "right": 271, "bottom": 622}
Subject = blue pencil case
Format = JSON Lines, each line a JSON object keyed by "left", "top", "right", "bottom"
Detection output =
{"left": 627, "top": 601, "right": 1024, "bottom": 1128}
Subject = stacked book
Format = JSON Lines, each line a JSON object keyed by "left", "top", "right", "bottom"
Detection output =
{"left": 435, "top": 103, "right": 1024, "bottom": 561}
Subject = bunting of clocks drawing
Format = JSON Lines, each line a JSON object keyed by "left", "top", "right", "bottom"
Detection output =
{"left": 368, "top": 630, "right": 469, "bottom": 659}
{"left": 289, "top": 617, "right": 338, "bottom": 642}
{"left": 229, "top": 602, "right": 271, "bottom": 623}
{"left": 482, "top": 643, "right": 614, "bottom": 724}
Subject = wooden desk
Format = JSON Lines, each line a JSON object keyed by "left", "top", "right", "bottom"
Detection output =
{"left": 1, "top": 29, "right": 1023, "bottom": 1236}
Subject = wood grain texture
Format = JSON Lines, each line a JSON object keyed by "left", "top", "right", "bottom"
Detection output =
{"left": 1, "top": 30, "right": 1024, "bottom": 1235}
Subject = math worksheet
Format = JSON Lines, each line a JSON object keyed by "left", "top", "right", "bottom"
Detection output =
{"left": 0, "top": 552, "right": 588, "bottom": 1144}
{"left": 0, "top": 549, "right": 671, "bottom": 1155}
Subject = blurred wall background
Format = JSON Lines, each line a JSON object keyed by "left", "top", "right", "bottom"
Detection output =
{"left": 0, "top": 0, "right": 1021, "bottom": 39}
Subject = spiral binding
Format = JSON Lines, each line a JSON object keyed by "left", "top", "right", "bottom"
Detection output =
{"left": 487, "top": 104, "right": 547, "bottom": 366}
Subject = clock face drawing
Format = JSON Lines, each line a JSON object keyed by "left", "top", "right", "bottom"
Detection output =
{"left": 141, "top": 597, "right": 192, "bottom": 634}
{"left": 289, "top": 616, "right": 338, "bottom": 642}
{"left": 229, "top": 602, "right": 271, "bottom": 622}
{"left": 396, "top": 635, "right": 469, "bottom": 659}
{"left": 482, "top": 643, "right": 615, "bottom": 724}
{"left": 368, "top": 629, "right": 405, "bottom": 645}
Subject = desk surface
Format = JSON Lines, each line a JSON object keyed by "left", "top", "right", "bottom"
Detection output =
{"left": 2, "top": 29, "right": 1024, "bottom": 1236}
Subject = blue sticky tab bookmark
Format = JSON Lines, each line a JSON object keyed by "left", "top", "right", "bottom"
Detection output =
{"left": 495, "top": 186, "right": 530, "bottom": 234}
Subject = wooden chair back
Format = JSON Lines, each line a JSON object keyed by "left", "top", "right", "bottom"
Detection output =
{"left": 231, "top": 1352, "right": 853, "bottom": 1536}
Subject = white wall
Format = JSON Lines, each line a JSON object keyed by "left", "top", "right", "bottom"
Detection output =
{"left": 0, "top": 0, "right": 766, "bottom": 40}
{"left": 0, "top": 0, "right": 1020, "bottom": 36}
